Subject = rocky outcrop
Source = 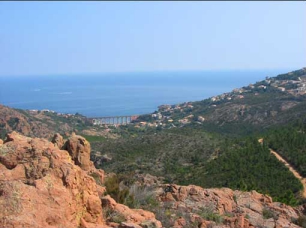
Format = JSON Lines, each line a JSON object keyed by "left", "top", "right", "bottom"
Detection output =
{"left": 0, "top": 132, "right": 161, "bottom": 228}
{"left": 155, "top": 184, "right": 302, "bottom": 228}
{"left": 0, "top": 131, "right": 105, "bottom": 228}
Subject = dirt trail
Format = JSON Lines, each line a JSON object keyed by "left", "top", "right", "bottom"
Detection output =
{"left": 258, "top": 138, "right": 306, "bottom": 198}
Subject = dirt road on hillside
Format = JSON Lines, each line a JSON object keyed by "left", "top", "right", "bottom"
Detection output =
{"left": 258, "top": 138, "right": 306, "bottom": 198}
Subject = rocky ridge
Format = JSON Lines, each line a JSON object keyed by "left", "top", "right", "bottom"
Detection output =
{"left": 0, "top": 104, "right": 116, "bottom": 140}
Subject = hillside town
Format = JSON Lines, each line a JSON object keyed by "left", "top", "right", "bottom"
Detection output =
{"left": 132, "top": 71, "right": 306, "bottom": 129}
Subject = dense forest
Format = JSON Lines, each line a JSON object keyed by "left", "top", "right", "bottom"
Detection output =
{"left": 190, "top": 138, "right": 303, "bottom": 206}
{"left": 265, "top": 119, "right": 306, "bottom": 177}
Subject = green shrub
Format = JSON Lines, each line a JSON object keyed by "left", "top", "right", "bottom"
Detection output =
{"left": 198, "top": 206, "right": 224, "bottom": 224}
{"left": 126, "top": 185, "right": 159, "bottom": 209}
{"left": 104, "top": 175, "right": 129, "bottom": 204}
{"left": 296, "top": 215, "right": 306, "bottom": 228}
{"left": 262, "top": 207, "right": 276, "bottom": 219}
{"left": 103, "top": 208, "right": 125, "bottom": 223}
{"left": 89, "top": 172, "right": 103, "bottom": 186}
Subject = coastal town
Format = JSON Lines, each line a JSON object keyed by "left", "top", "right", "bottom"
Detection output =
{"left": 23, "top": 70, "right": 306, "bottom": 131}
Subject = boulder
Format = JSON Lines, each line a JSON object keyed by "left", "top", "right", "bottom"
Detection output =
{"left": 64, "top": 134, "right": 92, "bottom": 171}
{"left": 51, "top": 133, "right": 64, "bottom": 149}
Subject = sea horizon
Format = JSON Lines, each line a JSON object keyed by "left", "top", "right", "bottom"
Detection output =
{"left": 0, "top": 67, "right": 297, "bottom": 78}
{"left": 0, "top": 68, "right": 297, "bottom": 117}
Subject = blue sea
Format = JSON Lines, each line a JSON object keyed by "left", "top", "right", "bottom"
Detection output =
{"left": 0, "top": 70, "right": 289, "bottom": 117}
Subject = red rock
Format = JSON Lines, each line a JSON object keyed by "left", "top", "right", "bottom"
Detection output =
{"left": 0, "top": 132, "right": 105, "bottom": 228}
{"left": 237, "top": 215, "right": 245, "bottom": 228}
{"left": 0, "top": 132, "right": 162, "bottom": 228}
{"left": 173, "top": 217, "right": 186, "bottom": 227}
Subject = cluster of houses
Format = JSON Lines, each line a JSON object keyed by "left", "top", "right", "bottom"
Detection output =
{"left": 157, "top": 103, "right": 194, "bottom": 113}
{"left": 283, "top": 77, "right": 306, "bottom": 95}
{"left": 133, "top": 102, "right": 206, "bottom": 128}
{"left": 28, "top": 109, "right": 76, "bottom": 118}
{"left": 210, "top": 75, "right": 306, "bottom": 105}
{"left": 210, "top": 92, "right": 245, "bottom": 103}
{"left": 134, "top": 122, "right": 163, "bottom": 128}
{"left": 263, "top": 75, "right": 306, "bottom": 95}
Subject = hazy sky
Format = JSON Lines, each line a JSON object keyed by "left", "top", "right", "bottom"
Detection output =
{"left": 0, "top": 1, "right": 305, "bottom": 76}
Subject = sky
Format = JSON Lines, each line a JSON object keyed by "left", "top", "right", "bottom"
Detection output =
{"left": 0, "top": 1, "right": 305, "bottom": 76}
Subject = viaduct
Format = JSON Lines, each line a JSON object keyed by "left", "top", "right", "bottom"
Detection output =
{"left": 89, "top": 115, "right": 139, "bottom": 125}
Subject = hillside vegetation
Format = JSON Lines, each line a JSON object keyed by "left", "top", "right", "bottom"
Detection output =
{"left": 93, "top": 129, "right": 304, "bottom": 206}
{"left": 92, "top": 68, "right": 306, "bottom": 206}
{"left": 92, "top": 127, "right": 222, "bottom": 183}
